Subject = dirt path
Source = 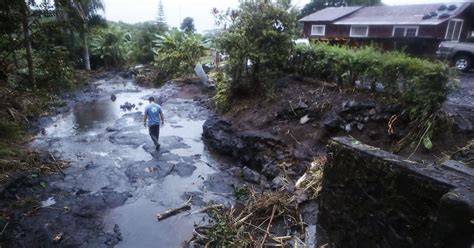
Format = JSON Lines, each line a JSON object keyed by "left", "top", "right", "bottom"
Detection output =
{"left": 2, "top": 76, "right": 243, "bottom": 247}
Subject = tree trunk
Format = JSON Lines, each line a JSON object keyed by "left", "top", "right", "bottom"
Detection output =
{"left": 80, "top": 24, "right": 91, "bottom": 70}
{"left": 20, "top": 2, "right": 35, "bottom": 87}
{"left": 8, "top": 34, "right": 19, "bottom": 69}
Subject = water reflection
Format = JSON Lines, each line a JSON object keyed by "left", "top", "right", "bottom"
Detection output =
{"left": 72, "top": 100, "right": 118, "bottom": 132}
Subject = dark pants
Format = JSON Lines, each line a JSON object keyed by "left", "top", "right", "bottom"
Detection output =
{"left": 149, "top": 125, "right": 160, "bottom": 147}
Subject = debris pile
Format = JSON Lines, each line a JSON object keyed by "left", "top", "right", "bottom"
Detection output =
{"left": 188, "top": 187, "right": 321, "bottom": 247}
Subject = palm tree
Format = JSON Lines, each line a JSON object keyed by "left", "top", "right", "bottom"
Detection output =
{"left": 70, "top": 0, "right": 105, "bottom": 70}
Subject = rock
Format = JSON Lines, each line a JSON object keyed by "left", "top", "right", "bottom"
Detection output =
{"left": 300, "top": 114, "right": 310, "bottom": 124}
{"left": 344, "top": 123, "right": 352, "bottom": 132}
{"left": 323, "top": 113, "right": 344, "bottom": 130}
{"left": 111, "top": 94, "right": 117, "bottom": 101}
{"left": 450, "top": 141, "right": 473, "bottom": 167}
{"left": 368, "top": 108, "right": 377, "bottom": 116}
{"left": 202, "top": 119, "right": 244, "bottom": 156}
{"left": 271, "top": 176, "right": 285, "bottom": 189}
{"left": 120, "top": 102, "right": 136, "bottom": 110}
{"left": 106, "top": 127, "right": 119, "bottom": 132}
{"left": 261, "top": 163, "right": 280, "bottom": 178}
{"left": 296, "top": 101, "right": 309, "bottom": 110}
{"left": 342, "top": 100, "right": 376, "bottom": 112}
{"left": 357, "top": 123, "right": 365, "bottom": 131}
{"left": 242, "top": 167, "right": 261, "bottom": 183}
{"left": 363, "top": 116, "right": 370, "bottom": 123}
{"left": 229, "top": 167, "right": 243, "bottom": 177}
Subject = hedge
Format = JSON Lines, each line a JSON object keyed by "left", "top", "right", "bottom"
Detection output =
{"left": 291, "top": 43, "right": 454, "bottom": 115}
{"left": 290, "top": 43, "right": 456, "bottom": 150}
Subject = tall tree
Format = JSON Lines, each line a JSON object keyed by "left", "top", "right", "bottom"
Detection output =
{"left": 156, "top": 0, "right": 167, "bottom": 32}
{"left": 180, "top": 17, "right": 195, "bottom": 33}
{"left": 216, "top": 0, "right": 299, "bottom": 93}
{"left": 299, "top": 0, "right": 381, "bottom": 18}
{"left": 70, "top": 0, "right": 105, "bottom": 70}
{"left": 19, "top": 0, "right": 35, "bottom": 86}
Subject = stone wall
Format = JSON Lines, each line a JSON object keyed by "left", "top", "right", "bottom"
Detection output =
{"left": 319, "top": 137, "right": 474, "bottom": 248}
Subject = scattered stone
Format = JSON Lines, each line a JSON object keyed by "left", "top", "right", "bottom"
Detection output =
{"left": 242, "top": 167, "right": 261, "bottom": 184}
{"left": 296, "top": 101, "right": 309, "bottom": 110}
{"left": 111, "top": 94, "right": 117, "bottom": 101}
{"left": 271, "top": 176, "right": 285, "bottom": 189}
{"left": 261, "top": 163, "right": 280, "bottom": 178}
{"left": 357, "top": 123, "right": 364, "bottom": 131}
{"left": 323, "top": 113, "right": 344, "bottom": 130}
{"left": 368, "top": 108, "right": 377, "bottom": 116}
{"left": 342, "top": 100, "right": 376, "bottom": 112}
{"left": 300, "top": 114, "right": 311, "bottom": 124}
{"left": 344, "top": 123, "right": 352, "bottom": 132}
{"left": 120, "top": 102, "right": 136, "bottom": 110}
{"left": 106, "top": 127, "right": 119, "bottom": 132}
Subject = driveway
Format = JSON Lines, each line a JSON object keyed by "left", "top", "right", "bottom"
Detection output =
{"left": 442, "top": 71, "right": 474, "bottom": 132}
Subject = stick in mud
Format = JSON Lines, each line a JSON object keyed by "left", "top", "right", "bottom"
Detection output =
{"left": 156, "top": 197, "right": 192, "bottom": 221}
{"left": 48, "top": 151, "right": 66, "bottom": 177}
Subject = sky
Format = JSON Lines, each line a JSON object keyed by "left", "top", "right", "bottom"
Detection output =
{"left": 102, "top": 0, "right": 472, "bottom": 32}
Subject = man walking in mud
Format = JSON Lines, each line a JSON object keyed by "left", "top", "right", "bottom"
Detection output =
{"left": 144, "top": 96, "right": 165, "bottom": 150}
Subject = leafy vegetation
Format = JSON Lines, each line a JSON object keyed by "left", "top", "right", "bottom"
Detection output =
{"left": 153, "top": 30, "right": 207, "bottom": 80}
{"left": 290, "top": 43, "right": 456, "bottom": 150}
{"left": 214, "top": 0, "right": 299, "bottom": 96}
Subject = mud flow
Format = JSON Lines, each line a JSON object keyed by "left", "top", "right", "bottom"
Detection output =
{"left": 30, "top": 77, "right": 243, "bottom": 247}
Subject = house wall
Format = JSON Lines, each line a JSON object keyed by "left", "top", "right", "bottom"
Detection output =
{"left": 458, "top": 5, "right": 474, "bottom": 40}
{"left": 300, "top": 3, "right": 473, "bottom": 54}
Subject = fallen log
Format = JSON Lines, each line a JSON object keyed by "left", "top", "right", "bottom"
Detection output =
{"left": 157, "top": 198, "right": 192, "bottom": 221}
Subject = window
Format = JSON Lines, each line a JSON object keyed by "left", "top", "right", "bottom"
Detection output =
{"left": 392, "top": 26, "right": 419, "bottom": 37}
{"left": 393, "top": 27, "right": 405, "bottom": 37}
{"left": 350, "top": 25, "right": 369, "bottom": 37}
{"left": 445, "top": 19, "right": 463, "bottom": 41}
{"left": 405, "top": 28, "right": 418, "bottom": 37}
{"left": 311, "top": 25, "right": 325, "bottom": 36}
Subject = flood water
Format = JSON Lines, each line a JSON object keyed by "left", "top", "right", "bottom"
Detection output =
{"left": 31, "top": 77, "right": 240, "bottom": 247}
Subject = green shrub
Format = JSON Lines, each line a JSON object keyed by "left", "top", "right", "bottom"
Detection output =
{"left": 153, "top": 30, "right": 207, "bottom": 80}
{"left": 215, "top": 0, "right": 298, "bottom": 96}
{"left": 34, "top": 46, "right": 76, "bottom": 90}
{"left": 210, "top": 71, "right": 231, "bottom": 113}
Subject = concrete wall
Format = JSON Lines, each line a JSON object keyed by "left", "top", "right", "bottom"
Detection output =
{"left": 319, "top": 137, "right": 474, "bottom": 248}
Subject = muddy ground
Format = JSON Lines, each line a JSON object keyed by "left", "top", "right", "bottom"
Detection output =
{"left": 0, "top": 71, "right": 471, "bottom": 248}
{"left": 216, "top": 74, "right": 472, "bottom": 170}
{"left": 0, "top": 76, "right": 249, "bottom": 247}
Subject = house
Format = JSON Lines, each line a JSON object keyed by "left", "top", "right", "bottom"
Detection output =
{"left": 299, "top": 2, "right": 474, "bottom": 55}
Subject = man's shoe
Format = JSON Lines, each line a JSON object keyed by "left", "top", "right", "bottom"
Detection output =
{"left": 155, "top": 144, "right": 160, "bottom": 151}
